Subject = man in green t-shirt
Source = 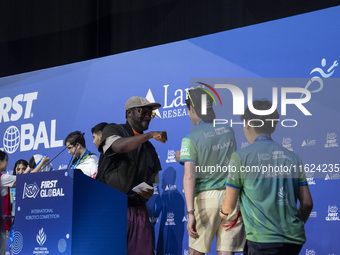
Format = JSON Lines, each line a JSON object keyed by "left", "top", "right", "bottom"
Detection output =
{"left": 220, "top": 100, "right": 313, "bottom": 255}
{"left": 179, "top": 87, "right": 245, "bottom": 255}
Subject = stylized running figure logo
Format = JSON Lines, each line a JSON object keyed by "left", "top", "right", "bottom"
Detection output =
{"left": 302, "top": 58, "right": 338, "bottom": 97}
{"left": 310, "top": 58, "right": 338, "bottom": 78}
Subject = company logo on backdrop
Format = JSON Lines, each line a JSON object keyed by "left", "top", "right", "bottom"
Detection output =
{"left": 305, "top": 249, "right": 316, "bottom": 255}
{"left": 146, "top": 85, "right": 188, "bottom": 119}
{"left": 303, "top": 58, "right": 338, "bottom": 97}
{"left": 22, "top": 182, "right": 40, "bottom": 199}
{"left": 149, "top": 216, "right": 159, "bottom": 224}
{"left": 325, "top": 132, "right": 338, "bottom": 148}
{"left": 326, "top": 205, "right": 340, "bottom": 221}
{"left": 164, "top": 184, "right": 176, "bottom": 191}
{"left": 0, "top": 92, "right": 63, "bottom": 154}
{"left": 301, "top": 139, "right": 316, "bottom": 147}
{"left": 282, "top": 137, "right": 293, "bottom": 151}
{"left": 34, "top": 228, "right": 49, "bottom": 254}
{"left": 153, "top": 183, "right": 159, "bottom": 195}
{"left": 166, "top": 150, "right": 177, "bottom": 163}
{"left": 23, "top": 180, "right": 65, "bottom": 199}
{"left": 309, "top": 211, "right": 317, "bottom": 218}
{"left": 36, "top": 228, "right": 47, "bottom": 246}
{"left": 306, "top": 172, "right": 316, "bottom": 185}
{"left": 12, "top": 231, "right": 24, "bottom": 254}
{"left": 325, "top": 173, "right": 340, "bottom": 180}
{"left": 58, "top": 164, "right": 68, "bottom": 170}
{"left": 165, "top": 212, "right": 176, "bottom": 226}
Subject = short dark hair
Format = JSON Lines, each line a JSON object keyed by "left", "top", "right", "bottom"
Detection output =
{"left": 187, "top": 87, "right": 216, "bottom": 122}
{"left": 0, "top": 150, "right": 8, "bottom": 162}
{"left": 91, "top": 122, "right": 108, "bottom": 134}
{"left": 241, "top": 100, "right": 280, "bottom": 134}
{"left": 13, "top": 159, "right": 28, "bottom": 175}
{"left": 28, "top": 156, "right": 36, "bottom": 169}
{"left": 64, "top": 131, "right": 86, "bottom": 147}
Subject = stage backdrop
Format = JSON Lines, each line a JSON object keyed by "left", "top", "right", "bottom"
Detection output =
{"left": 1, "top": 6, "right": 340, "bottom": 255}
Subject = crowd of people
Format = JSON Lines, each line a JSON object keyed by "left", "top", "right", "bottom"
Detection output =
{"left": 0, "top": 92, "right": 313, "bottom": 255}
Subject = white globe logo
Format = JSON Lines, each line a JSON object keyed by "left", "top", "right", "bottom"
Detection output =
{"left": 3, "top": 126, "right": 20, "bottom": 154}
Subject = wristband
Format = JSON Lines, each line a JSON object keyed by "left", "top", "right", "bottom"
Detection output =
{"left": 186, "top": 209, "right": 195, "bottom": 215}
{"left": 220, "top": 208, "right": 229, "bottom": 216}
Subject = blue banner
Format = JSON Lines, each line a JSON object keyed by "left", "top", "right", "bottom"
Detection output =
{"left": 1, "top": 6, "right": 339, "bottom": 255}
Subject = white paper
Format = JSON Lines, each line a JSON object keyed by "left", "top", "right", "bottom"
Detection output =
{"left": 132, "top": 182, "right": 154, "bottom": 193}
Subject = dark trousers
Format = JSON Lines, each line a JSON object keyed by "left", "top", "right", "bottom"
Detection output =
{"left": 127, "top": 204, "right": 153, "bottom": 255}
{"left": 244, "top": 240, "right": 303, "bottom": 255}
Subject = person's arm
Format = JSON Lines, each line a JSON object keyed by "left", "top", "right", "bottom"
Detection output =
{"left": 183, "top": 161, "right": 199, "bottom": 239}
{"left": 23, "top": 166, "right": 31, "bottom": 174}
{"left": 298, "top": 185, "right": 313, "bottom": 223}
{"left": 31, "top": 156, "right": 50, "bottom": 173}
{"left": 220, "top": 152, "right": 242, "bottom": 219}
{"left": 175, "top": 150, "right": 181, "bottom": 162}
{"left": 220, "top": 186, "right": 240, "bottom": 218}
{"left": 111, "top": 131, "right": 167, "bottom": 153}
{"left": 1, "top": 174, "right": 16, "bottom": 188}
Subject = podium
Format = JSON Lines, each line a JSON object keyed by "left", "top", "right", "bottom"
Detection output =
{"left": 13, "top": 169, "right": 127, "bottom": 255}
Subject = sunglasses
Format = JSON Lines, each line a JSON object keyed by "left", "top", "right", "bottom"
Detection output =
{"left": 186, "top": 91, "right": 195, "bottom": 108}
{"left": 134, "top": 108, "right": 156, "bottom": 119}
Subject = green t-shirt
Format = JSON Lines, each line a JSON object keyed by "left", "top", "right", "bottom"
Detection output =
{"left": 180, "top": 121, "right": 236, "bottom": 196}
{"left": 226, "top": 137, "right": 307, "bottom": 244}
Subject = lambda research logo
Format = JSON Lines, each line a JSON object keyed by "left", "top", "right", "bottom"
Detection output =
{"left": 301, "top": 139, "right": 316, "bottom": 147}
{"left": 144, "top": 82, "right": 222, "bottom": 120}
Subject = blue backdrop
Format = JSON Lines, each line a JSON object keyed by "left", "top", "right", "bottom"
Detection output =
{"left": 1, "top": 6, "right": 340, "bottom": 255}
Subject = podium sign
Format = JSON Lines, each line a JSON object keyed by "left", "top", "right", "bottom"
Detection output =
{"left": 13, "top": 169, "right": 127, "bottom": 254}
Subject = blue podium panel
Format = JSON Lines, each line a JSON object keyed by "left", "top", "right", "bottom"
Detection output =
{"left": 14, "top": 170, "right": 127, "bottom": 255}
